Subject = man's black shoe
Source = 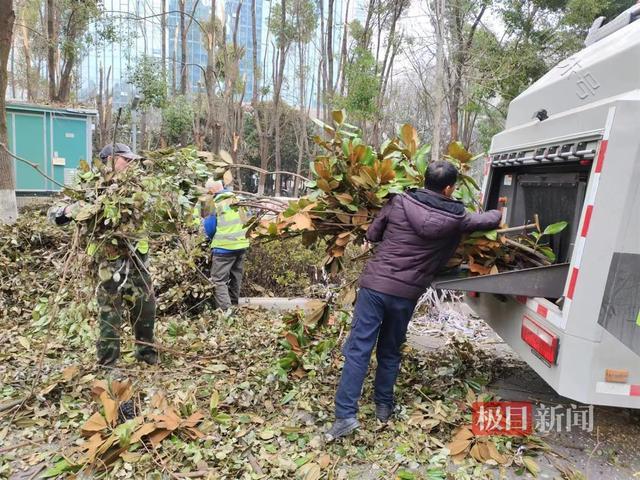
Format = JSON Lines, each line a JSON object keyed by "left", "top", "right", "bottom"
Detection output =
{"left": 135, "top": 350, "right": 159, "bottom": 365}
{"left": 325, "top": 417, "right": 359, "bottom": 441}
{"left": 375, "top": 403, "right": 394, "bottom": 423}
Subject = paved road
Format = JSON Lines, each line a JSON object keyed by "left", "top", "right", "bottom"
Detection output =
{"left": 408, "top": 307, "right": 640, "bottom": 480}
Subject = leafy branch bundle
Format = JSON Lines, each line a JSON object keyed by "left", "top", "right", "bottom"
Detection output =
{"left": 217, "top": 110, "right": 565, "bottom": 277}
{"left": 61, "top": 148, "right": 215, "bottom": 281}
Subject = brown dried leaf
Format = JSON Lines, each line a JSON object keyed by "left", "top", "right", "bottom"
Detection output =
{"left": 111, "top": 379, "right": 133, "bottom": 402}
{"left": 285, "top": 332, "right": 303, "bottom": 355}
{"left": 130, "top": 422, "right": 157, "bottom": 444}
{"left": 81, "top": 412, "right": 108, "bottom": 435}
{"left": 153, "top": 408, "right": 182, "bottom": 431}
{"left": 148, "top": 428, "right": 172, "bottom": 447}
{"left": 62, "top": 365, "right": 79, "bottom": 382}
{"left": 91, "top": 380, "right": 109, "bottom": 400}
{"left": 99, "top": 391, "right": 118, "bottom": 427}
{"left": 487, "top": 442, "right": 508, "bottom": 464}
{"left": 447, "top": 437, "right": 472, "bottom": 456}
{"left": 291, "top": 213, "right": 313, "bottom": 231}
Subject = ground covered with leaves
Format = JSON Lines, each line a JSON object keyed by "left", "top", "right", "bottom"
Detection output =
{"left": 2, "top": 206, "right": 566, "bottom": 480}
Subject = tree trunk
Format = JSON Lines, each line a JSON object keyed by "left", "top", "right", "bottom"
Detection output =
{"left": 272, "top": 0, "right": 287, "bottom": 196}
{"left": 326, "top": 0, "right": 334, "bottom": 104}
{"left": 431, "top": 0, "right": 445, "bottom": 161}
{"left": 294, "top": 16, "right": 307, "bottom": 197}
{"left": 161, "top": 0, "right": 167, "bottom": 88}
{"left": 179, "top": 0, "right": 188, "bottom": 95}
{"left": 20, "top": 19, "right": 34, "bottom": 101}
{"left": 251, "top": 0, "right": 269, "bottom": 194}
{"left": 46, "top": 0, "right": 56, "bottom": 100}
{"left": 0, "top": 0, "right": 17, "bottom": 224}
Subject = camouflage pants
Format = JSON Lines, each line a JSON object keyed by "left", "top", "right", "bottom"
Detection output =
{"left": 95, "top": 264, "right": 156, "bottom": 365}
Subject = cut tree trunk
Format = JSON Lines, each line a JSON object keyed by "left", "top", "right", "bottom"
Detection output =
{"left": 0, "top": 0, "right": 17, "bottom": 224}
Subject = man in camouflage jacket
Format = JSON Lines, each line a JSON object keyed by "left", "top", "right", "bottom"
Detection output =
{"left": 48, "top": 143, "right": 157, "bottom": 367}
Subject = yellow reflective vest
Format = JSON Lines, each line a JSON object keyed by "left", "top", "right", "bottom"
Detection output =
{"left": 210, "top": 192, "right": 250, "bottom": 251}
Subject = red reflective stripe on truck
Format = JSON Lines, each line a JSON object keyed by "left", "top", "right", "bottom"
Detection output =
{"left": 536, "top": 304, "right": 548, "bottom": 318}
{"left": 595, "top": 140, "right": 608, "bottom": 173}
{"left": 567, "top": 267, "right": 580, "bottom": 300}
{"left": 580, "top": 205, "right": 594, "bottom": 237}
{"left": 630, "top": 385, "right": 640, "bottom": 396}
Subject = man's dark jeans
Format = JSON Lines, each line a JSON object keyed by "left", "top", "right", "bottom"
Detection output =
{"left": 335, "top": 287, "right": 417, "bottom": 419}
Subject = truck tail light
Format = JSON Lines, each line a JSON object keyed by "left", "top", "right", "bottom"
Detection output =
{"left": 521, "top": 316, "right": 558, "bottom": 364}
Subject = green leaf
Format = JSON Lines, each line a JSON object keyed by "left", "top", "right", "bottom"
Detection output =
{"left": 484, "top": 230, "right": 498, "bottom": 241}
{"left": 42, "top": 459, "right": 77, "bottom": 478}
{"left": 523, "top": 456, "right": 540, "bottom": 477}
{"left": 86, "top": 242, "right": 98, "bottom": 256}
{"left": 543, "top": 221, "right": 568, "bottom": 236}
{"left": 397, "top": 471, "right": 417, "bottom": 480}
{"left": 332, "top": 109, "right": 345, "bottom": 125}
{"left": 214, "top": 412, "right": 231, "bottom": 425}
{"left": 136, "top": 239, "right": 150, "bottom": 255}
{"left": 530, "top": 232, "right": 541, "bottom": 240}
{"left": 280, "top": 389, "right": 297, "bottom": 405}
{"left": 209, "top": 390, "right": 219, "bottom": 415}
{"left": 538, "top": 246, "right": 556, "bottom": 262}
{"left": 469, "top": 229, "right": 497, "bottom": 240}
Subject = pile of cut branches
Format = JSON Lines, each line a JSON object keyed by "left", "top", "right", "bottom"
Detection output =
{"left": 214, "top": 111, "right": 566, "bottom": 277}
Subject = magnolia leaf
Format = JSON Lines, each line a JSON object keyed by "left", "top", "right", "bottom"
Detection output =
{"left": 62, "top": 365, "right": 79, "bottom": 382}
{"left": 538, "top": 246, "right": 556, "bottom": 262}
{"left": 259, "top": 429, "right": 276, "bottom": 440}
{"left": 223, "top": 170, "right": 234, "bottom": 185}
{"left": 214, "top": 412, "right": 232, "bottom": 424}
{"left": 487, "top": 442, "right": 508, "bottom": 464}
{"left": 209, "top": 390, "right": 220, "bottom": 414}
{"left": 17, "top": 336, "right": 30, "bottom": 349}
{"left": 153, "top": 408, "right": 182, "bottom": 431}
{"left": 523, "top": 456, "right": 540, "bottom": 477}
{"left": 303, "top": 299, "right": 326, "bottom": 327}
{"left": 285, "top": 332, "right": 303, "bottom": 355}
{"left": 148, "top": 428, "right": 172, "bottom": 447}
{"left": 111, "top": 379, "right": 134, "bottom": 402}
{"left": 130, "top": 422, "right": 157, "bottom": 443}
{"left": 41, "top": 458, "right": 77, "bottom": 478}
{"left": 400, "top": 124, "right": 419, "bottom": 152}
{"left": 447, "top": 437, "right": 472, "bottom": 456}
{"left": 100, "top": 391, "right": 118, "bottom": 426}
{"left": 447, "top": 141, "right": 473, "bottom": 162}
{"left": 543, "top": 221, "right": 568, "bottom": 236}
{"left": 218, "top": 150, "right": 233, "bottom": 165}
{"left": 81, "top": 412, "right": 108, "bottom": 434}
{"left": 298, "top": 462, "right": 322, "bottom": 480}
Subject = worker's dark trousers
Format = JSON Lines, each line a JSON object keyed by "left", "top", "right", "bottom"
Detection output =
{"left": 334, "top": 287, "right": 417, "bottom": 419}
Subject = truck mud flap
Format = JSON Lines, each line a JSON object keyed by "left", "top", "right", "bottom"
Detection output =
{"left": 431, "top": 263, "right": 569, "bottom": 298}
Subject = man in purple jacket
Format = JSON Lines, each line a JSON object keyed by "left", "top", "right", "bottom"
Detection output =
{"left": 326, "top": 160, "right": 502, "bottom": 440}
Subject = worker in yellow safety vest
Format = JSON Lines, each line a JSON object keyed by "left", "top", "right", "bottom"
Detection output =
{"left": 202, "top": 179, "right": 250, "bottom": 312}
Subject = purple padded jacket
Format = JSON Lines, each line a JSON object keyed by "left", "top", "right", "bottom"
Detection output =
{"left": 359, "top": 189, "right": 502, "bottom": 300}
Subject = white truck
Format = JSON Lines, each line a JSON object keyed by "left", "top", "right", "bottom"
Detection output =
{"left": 433, "top": 5, "right": 640, "bottom": 409}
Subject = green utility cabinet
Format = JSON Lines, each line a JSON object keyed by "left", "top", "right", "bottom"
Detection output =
{"left": 6, "top": 103, "right": 96, "bottom": 194}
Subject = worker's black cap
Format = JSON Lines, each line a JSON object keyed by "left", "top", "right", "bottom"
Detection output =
{"left": 99, "top": 143, "right": 142, "bottom": 162}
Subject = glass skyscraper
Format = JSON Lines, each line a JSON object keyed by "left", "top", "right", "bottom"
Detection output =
{"left": 78, "top": 0, "right": 262, "bottom": 104}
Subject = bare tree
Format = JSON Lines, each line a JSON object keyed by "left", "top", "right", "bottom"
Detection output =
{"left": 251, "top": 0, "right": 270, "bottom": 194}
{"left": 431, "top": 0, "right": 445, "bottom": 160}
{"left": 0, "top": 0, "right": 17, "bottom": 224}
{"left": 46, "top": 0, "right": 55, "bottom": 100}
{"left": 272, "top": 0, "right": 287, "bottom": 196}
